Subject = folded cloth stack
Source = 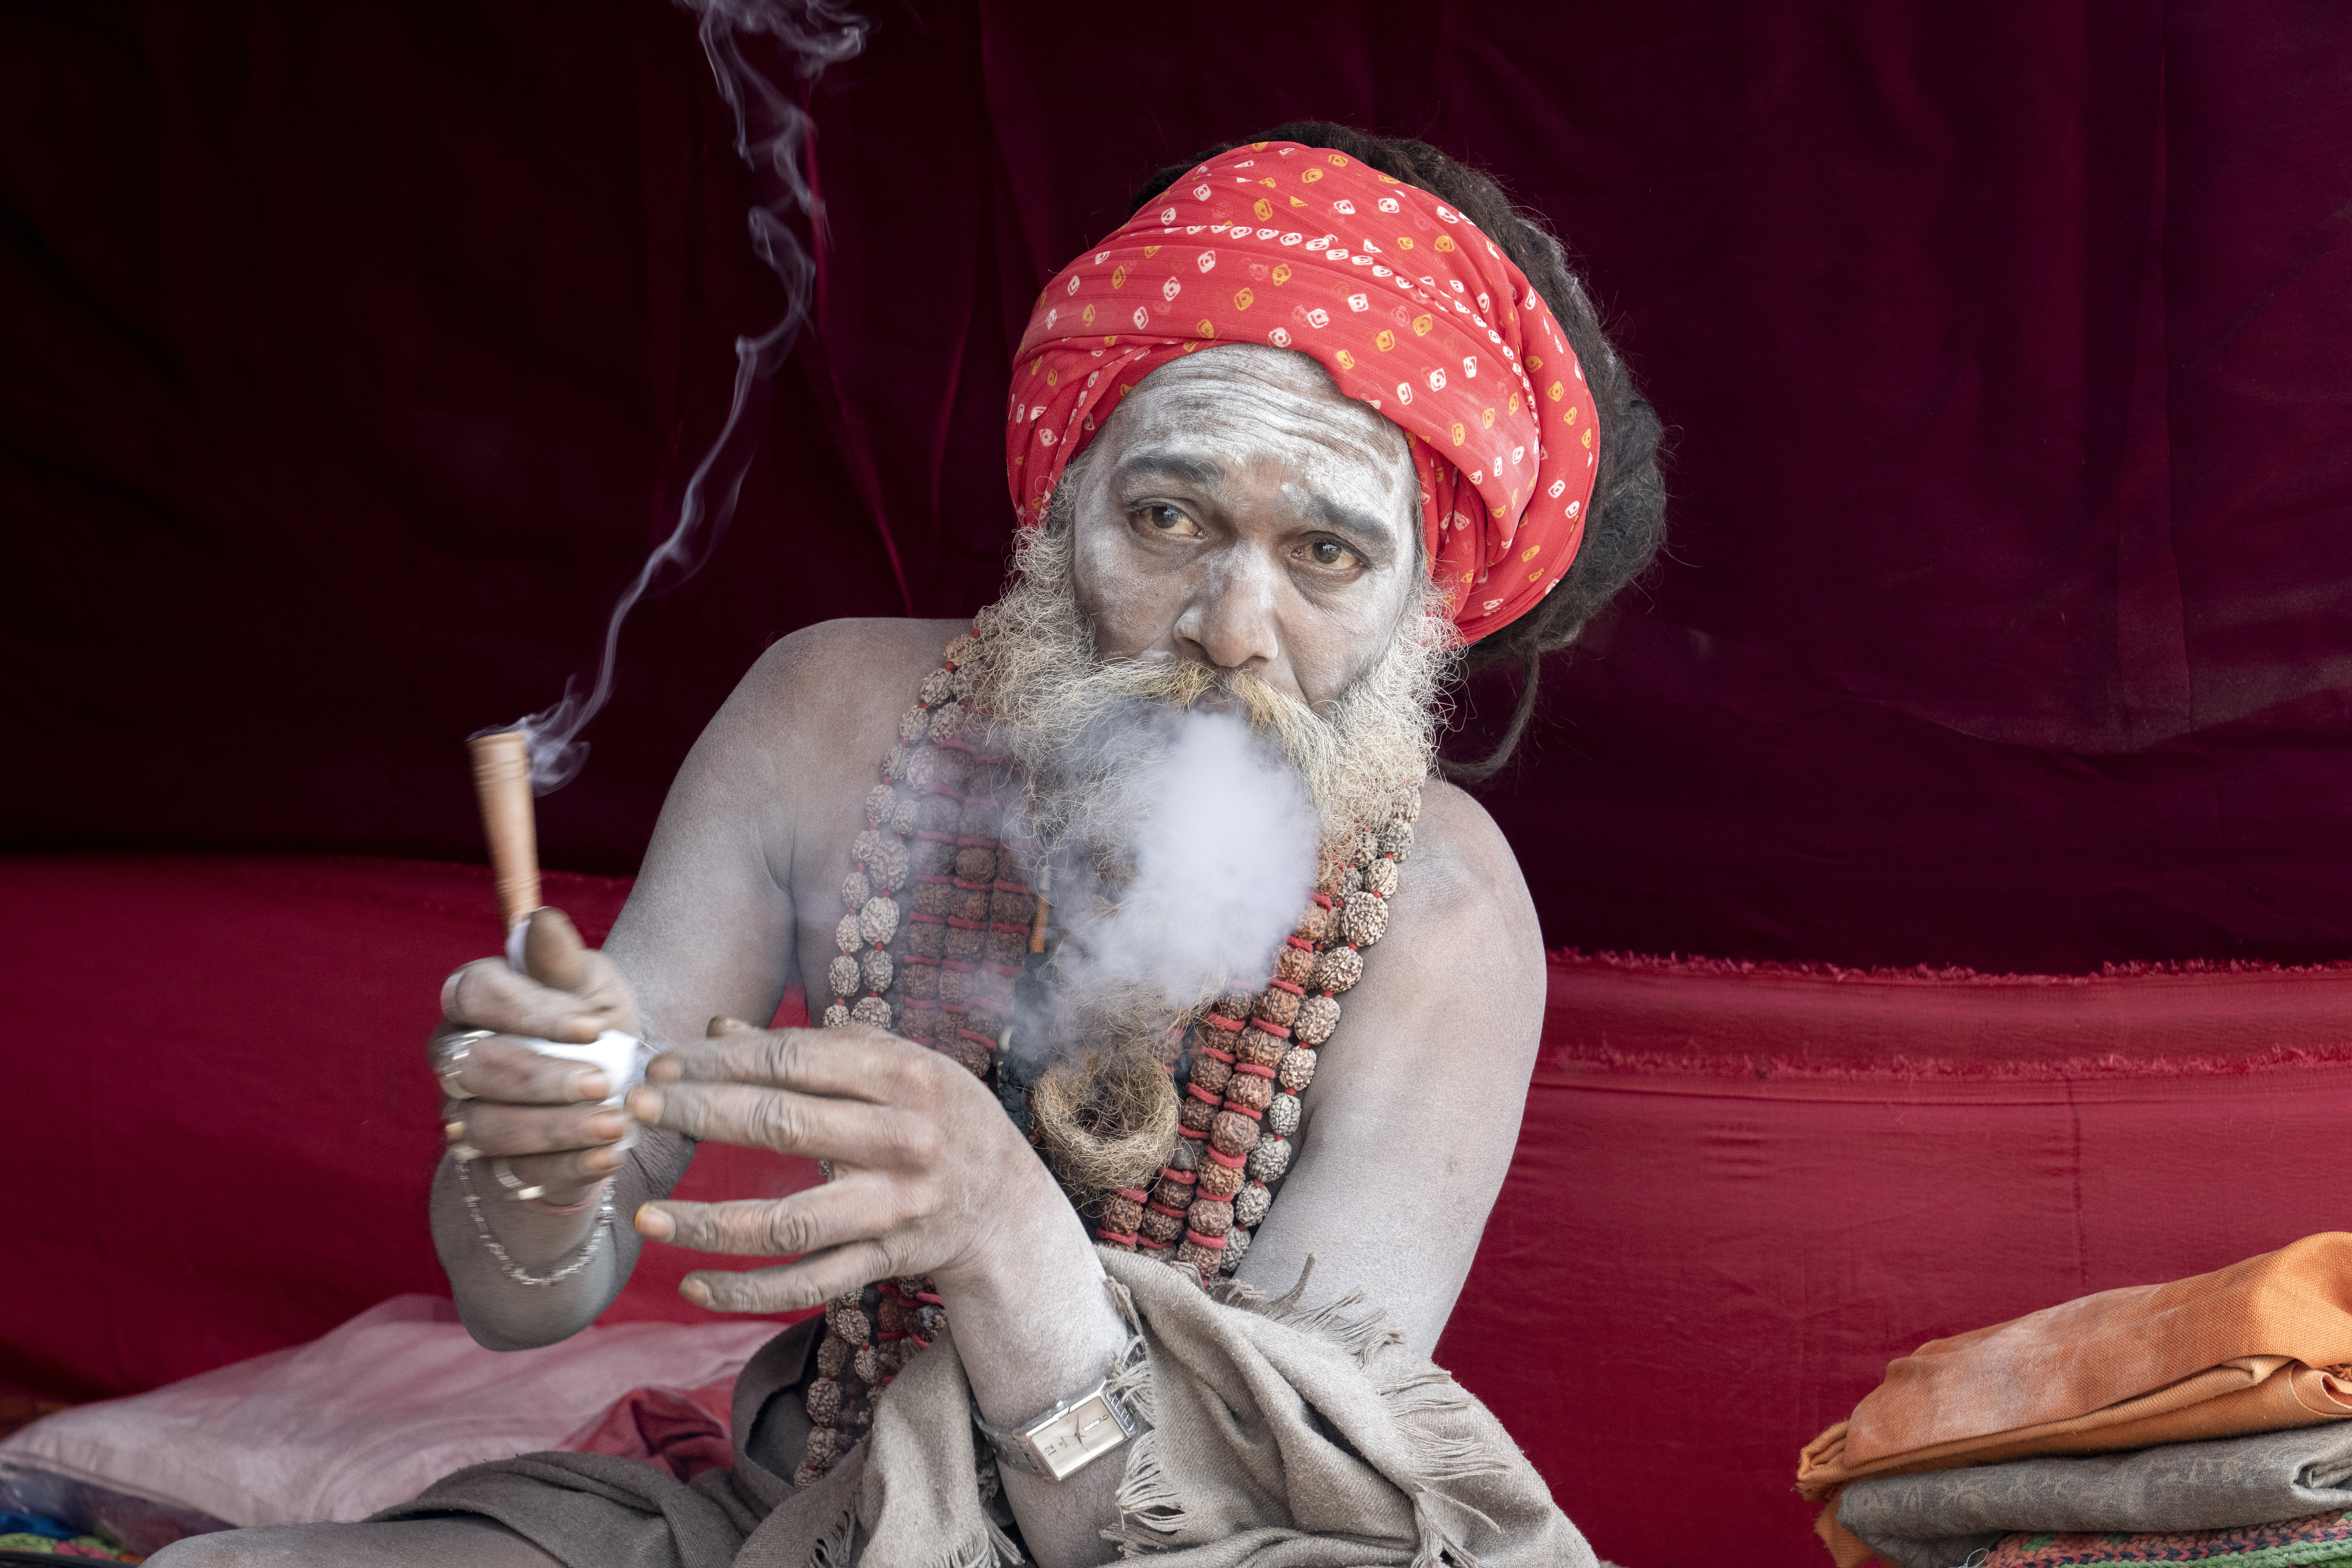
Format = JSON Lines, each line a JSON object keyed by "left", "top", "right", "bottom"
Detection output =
{"left": 1798, "top": 1234, "right": 2352, "bottom": 1567}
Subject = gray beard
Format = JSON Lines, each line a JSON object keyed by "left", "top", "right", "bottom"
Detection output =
{"left": 978, "top": 500, "right": 1456, "bottom": 866}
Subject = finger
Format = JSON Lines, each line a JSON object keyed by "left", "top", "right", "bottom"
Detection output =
{"left": 646, "top": 1026, "right": 923, "bottom": 1103}
{"left": 496, "top": 1147, "right": 624, "bottom": 1192}
{"left": 442, "top": 1035, "right": 615, "bottom": 1105}
{"left": 634, "top": 1182, "right": 878, "bottom": 1259}
{"left": 676, "top": 1241, "right": 905, "bottom": 1314}
{"left": 708, "top": 1015, "right": 759, "bottom": 1036}
{"left": 521, "top": 907, "right": 591, "bottom": 992}
{"left": 457, "top": 1100, "right": 630, "bottom": 1157}
{"left": 443, "top": 959, "right": 619, "bottom": 1043}
{"left": 626, "top": 1080, "right": 913, "bottom": 1162}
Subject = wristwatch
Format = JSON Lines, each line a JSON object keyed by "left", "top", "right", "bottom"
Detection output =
{"left": 972, "top": 1374, "right": 1147, "bottom": 1481}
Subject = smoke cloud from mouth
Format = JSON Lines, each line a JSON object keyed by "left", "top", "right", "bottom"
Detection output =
{"left": 488, "top": 0, "right": 869, "bottom": 793}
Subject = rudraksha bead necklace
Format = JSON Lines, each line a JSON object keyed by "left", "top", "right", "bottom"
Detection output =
{"left": 791, "top": 610, "right": 1414, "bottom": 1485}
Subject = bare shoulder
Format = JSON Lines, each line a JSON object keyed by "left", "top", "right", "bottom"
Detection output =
{"left": 732, "top": 617, "right": 972, "bottom": 732}
{"left": 1383, "top": 779, "right": 1541, "bottom": 979}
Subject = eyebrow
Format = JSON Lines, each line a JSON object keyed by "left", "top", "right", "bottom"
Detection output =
{"left": 1112, "top": 445, "right": 1400, "bottom": 562}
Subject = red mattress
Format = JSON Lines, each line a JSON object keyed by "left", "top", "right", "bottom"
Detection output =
{"left": 12, "top": 853, "right": 2352, "bottom": 1567}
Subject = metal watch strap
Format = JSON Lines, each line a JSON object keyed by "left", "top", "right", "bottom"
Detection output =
{"left": 973, "top": 1374, "right": 1146, "bottom": 1481}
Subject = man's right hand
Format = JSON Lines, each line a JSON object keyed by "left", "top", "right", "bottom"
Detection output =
{"left": 433, "top": 908, "right": 642, "bottom": 1208}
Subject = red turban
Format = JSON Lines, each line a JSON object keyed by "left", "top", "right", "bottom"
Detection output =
{"left": 1007, "top": 140, "right": 1600, "bottom": 644}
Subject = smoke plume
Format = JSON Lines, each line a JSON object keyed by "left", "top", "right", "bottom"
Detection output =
{"left": 491, "top": 0, "right": 869, "bottom": 791}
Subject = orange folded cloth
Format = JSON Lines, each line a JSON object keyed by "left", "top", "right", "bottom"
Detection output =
{"left": 1798, "top": 1233, "right": 2352, "bottom": 1565}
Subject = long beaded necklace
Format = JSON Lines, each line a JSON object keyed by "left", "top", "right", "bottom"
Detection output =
{"left": 792, "top": 610, "right": 1415, "bottom": 1486}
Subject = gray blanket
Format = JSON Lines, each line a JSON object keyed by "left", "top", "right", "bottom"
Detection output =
{"left": 377, "top": 1248, "right": 1591, "bottom": 1568}
{"left": 1840, "top": 1422, "right": 2352, "bottom": 1568}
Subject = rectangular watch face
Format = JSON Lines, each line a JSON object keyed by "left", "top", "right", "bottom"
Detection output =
{"left": 1027, "top": 1391, "right": 1131, "bottom": 1481}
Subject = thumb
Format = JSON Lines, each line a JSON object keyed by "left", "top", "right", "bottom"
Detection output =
{"left": 521, "top": 906, "right": 593, "bottom": 994}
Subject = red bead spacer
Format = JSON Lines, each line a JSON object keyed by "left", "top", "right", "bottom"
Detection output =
{"left": 1147, "top": 1200, "right": 1190, "bottom": 1220}
{"left": 946, "top": 916, "right": 986, "bottom": 929}
{"left": 1312, "top": 893, "right": 1333, "bottom": 909}
{"left": 1200, "top": 1013, "right": 1244, "bottom": 1032}
{"left": 957, "top": 1029, "right": 998, "bottom": 1049}
{"left": 1204, "top": 1146, "right": 1247, "bottom": 1169}
{"left": 1183, "top": 1228, "right": 1228, "bottom": 1250}
{"left": 993, "top": 879, "right": 1032, "bottom": 893}
{"left": 936, "top": 737, "right": 975, "bottom": 755}
{"left": 1266, "top": 979, "right": 1304, "bottom": 997}
{"left": 904, "top": 953, "right": 940, "bottom": 966}
{"left": 951, "top": 878, "right": 991, "bottom": 892}
{"left": 1219, "top": 1100, "right": 1264, "bottom": 1120}
{"left": 989, "top": 921, "right": 1029, "bottom": 935}
{"left": 1159, "top": 1167, "right": 1196, "bottom": 1185}
{"left": 908, "top": 911, "right": 944, "bottom": 925}
{"left": 1285, "top": 936, "right": 1316, "bottom": 951}
{"left": 1232, "top": 1061, "right": 1277, "bottom": 1078}
{"left": 1095, "top": 1229, "right": 1140, "bottom": 1246}
{"left": 916, "top": 831, "right": 957, "bottom": 843}
{"left": 955, "top": 835, "right": 997, "bottom": 848}
{"left": 1184, "top": 1083, "right": 1223, "bottom": 1106}
{"left": 1114, "top": 1186, "right": 1149, "bottom": 1202}
{"left": 1247, "top": 1020, "right": 1292, "bottom": 1039}
{"left": 989, "top": 962, "right": 1024, "bottom": 979}
{"left": 940, "top": 959, "right": 977, "bottom": 972}
{"left": 1177, "top": 1127, "right": 1206, "bottom": 1142}
{"left": 915, "top": 1292, "right": 944, "bottom": 1305}
{"left": 1193, "top": 1044, "right": 1235, "bottom": 1064}
{"left": 1137, "top": 1235, "right": 1174, "bottom": 1252}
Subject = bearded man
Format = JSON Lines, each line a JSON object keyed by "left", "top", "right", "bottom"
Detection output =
{"left": 155, "top": 123, "right": 1664, "bottom": 1568}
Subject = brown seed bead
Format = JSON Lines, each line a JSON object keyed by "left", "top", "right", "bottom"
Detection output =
{"left": 1338, "top": 864, "right": 1366, "bottom": 896}
{"left": 945, "top": 630, "right": 981, "bottom": 665}
{"left": 1137, "top": 1207, "right": 1185, "bottom": 1244}
{"left": 933, "top": 749, "right": 971, "bottom": 789}
{"left": 1196, "top": 1159, "right": 1244, "bottom": 1200}
{"left": 901, "top": 962, "right": 939, "bottom": 1000}
{"left": 957, "top": 799, "right": 1000, "bottom": 838}
{"left": 1220, "top": 1225, "right": 1251, "bottom": 1273}
{"left": 1310, "top": 946, "right": 1364, "bottom": 995}
{"left": 1351, "top": 830, "right": 1379, "bottom": 868}
{"left": 1293, "top": 902, "right": 1333, "bottom": 943}
{"left": 1341, "top": 892, "right": 1389, "bottom": 947}
{"left": 1210, "top": 1110, "right": 1261, "bottom": 1158}
{"left": 953, "top": 889, "right": 990, "bottom": 922}
{"left": 1245, "top": 1135, "right": 1293, "bottom": 1183}
{"left": 877, "top": 1296, "right": 910, "bottom": 1335}
{"left": 952, "top": 1036, "right": 993, "bottom": 1077}
{"left": 1179, "top": 1097, "right": 1219, "bottom": 1134}
{"left": 1293, "top": 994, "right": 1339, "bottom": 1044}
{"left": 1210, "top": 990, "right": 1252, "bottom": 1023}
{"left": 917, "top": 794, "right": 961, "bottom": 832}
{"left": 1315, "top": 861, "right": 1351, "bottom": 899}
{"left": 955, "top": 846, "right": 998, "bottom": 882}
{"left": 1362, "top": 857, "right": 1400, "bottom": 897}
{"left": 806, "top": 1376, "right": 845, "bottom": 1423}
{"left": 989, "top": 889, "right": 1035, "bottom": 924}
{"left": 1277, "top": 1046, "right": 1319, "bottom": 1092}
{"left": 938, "top": 967, "right": 974, "bottom": 1008}
{"left": 1188, "top": 1054, "right": 1233, "bottom": 1096}
{"left": 944, "top": 926, "right": 985, "bottom": 964}
{"left": 1223, "top": 1071, "right": 1274, "bottom": 1113}
{"left": 907, "top": 922, "right": 947, "bottom": 960}
{"left": 853, "top": 1343, "right": 883, "bottom": 1383}
{"left": 1379, "top": 818, "right": 1416, "bottom": 861}
{"left": 912, "top": 880, "right": 955, "bottom": 917}
{"left": 828, "top": 955, "right": 861, "bottom": 1000}
{"left": 1187, "top": 1197, "right": 1234, "bottom": 1236}
{"left": 817, "top": 1334, "right": 853, "bottom": 1378}
{"left": 1234, "top": 1181, "right": 1273, "bottom": 1228}
{"left": 1252, "top": 987, "right": 1301, "bottom": 1029}
{"left": 1237, "top": 1029, "right": 1287, "bottom": 1068}
{"left": 866, "top": 840, "right": 910, "bottom": 892}
{"left": 860, "top": 949, "right": 894, "bottom": 993}
{"left": 927, "top": 701, "right": 966, "bottom": 744}
{"left": 1275, "top": 944, "right": 1315, "bottom": 987}
{"left": 890, "top": 798, "right": 918, "bottom": 836}
{"left": 985, "top": 929, "right": 1026, "bottom": 966}
{"left": 1167, "top": 1136, "right": 1201, "bottom": 1171}
{"left": 803, "top": 1426, "right": 842, "bottom": 1470}
{"left": 1099, "top": 1193, "right": 1145, "bottom": 1233}
{"left": 1151, "top": 1172, "right": 1197, "bottom": 1210}
{"left": 1175, "top": 1238, "right": 1223, "bottom": 1277}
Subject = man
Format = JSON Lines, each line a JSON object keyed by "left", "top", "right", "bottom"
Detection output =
{"left": 157, "top": 123, "right": 1663, "bottom": 1568}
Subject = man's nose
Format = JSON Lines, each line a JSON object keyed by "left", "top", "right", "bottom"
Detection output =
{"left": 1173, "top": 550, "right": 1282, "bottom": 672}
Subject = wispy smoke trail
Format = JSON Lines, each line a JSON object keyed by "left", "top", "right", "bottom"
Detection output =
{"left": 496, "top": 0, "right": 869, "bottom": 792}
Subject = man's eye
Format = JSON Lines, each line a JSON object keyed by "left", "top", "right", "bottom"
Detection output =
{"left": 1308, "top": 539, "right": 1361, "bottom": 569}
{"left": 1137, "top": 505, "right": 1198, "bottom": 536}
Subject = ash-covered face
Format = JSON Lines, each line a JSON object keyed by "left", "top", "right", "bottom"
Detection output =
{"left": 1067, "top": 345, "right": 1424, "bottom": 714}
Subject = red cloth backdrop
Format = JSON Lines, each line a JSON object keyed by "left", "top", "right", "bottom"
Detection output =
{"left": 13, "top": 854, "right": 2352, "bottom": 1568}
{"left": 8, "top": 3, "right": 2352, "bottom": 973}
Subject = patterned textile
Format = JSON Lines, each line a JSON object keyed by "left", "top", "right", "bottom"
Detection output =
{"left": 1007, "top": 139, "right": 1602, "bottom": 644}
{"left": 1984, "top": 1506, "right": 2352, "bottom": 1566}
